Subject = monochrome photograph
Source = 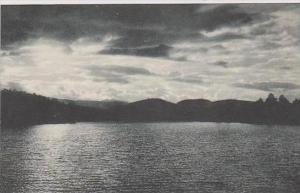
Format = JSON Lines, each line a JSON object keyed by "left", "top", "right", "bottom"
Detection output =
{"left": 1, "top": 1, "right": 300, "bottom": 192}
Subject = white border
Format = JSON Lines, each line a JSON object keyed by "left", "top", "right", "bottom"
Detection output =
{"left": 1, "top": 0, "right": 300, "bottom": 5}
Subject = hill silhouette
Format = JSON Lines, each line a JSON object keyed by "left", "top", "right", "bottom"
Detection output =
{"left": 1, "top": 90, "right": 113, "bottom": 128}
{"left": 1, "top": 89, "right": 300, "bottom": 128}
{"left": 59, "top": 99, "right": 128, "bottom": 110}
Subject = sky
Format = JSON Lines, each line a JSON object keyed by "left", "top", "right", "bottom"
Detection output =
{"left": 0, "top": 4, "right": 300, "bottom": 102}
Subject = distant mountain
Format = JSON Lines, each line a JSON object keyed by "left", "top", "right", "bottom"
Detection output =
{"left": 59, "top": 99, "right": 128, "bottom": 110}
{"left": 2, "top": 90, "right": 300, "bottom": 128}
{"left": 117, "top": 98, "right": 177, "bottom": 122}
{"left": 101, "top": 44, "right": 172, "bottom": 58}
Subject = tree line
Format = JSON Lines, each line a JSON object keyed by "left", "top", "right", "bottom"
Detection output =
{"left": 1, "top": 89, "right": 300, "bottom": 128}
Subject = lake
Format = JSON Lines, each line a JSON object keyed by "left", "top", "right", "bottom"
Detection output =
{"left": 1, "top": 122, "right": 300, "bottom": 193}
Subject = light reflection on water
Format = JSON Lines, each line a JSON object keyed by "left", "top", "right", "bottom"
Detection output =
{"left": 1, "top": 122, "right": 300, "bottom": 193}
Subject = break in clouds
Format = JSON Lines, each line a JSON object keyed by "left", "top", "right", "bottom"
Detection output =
{"left": 0, "top": 4, "right": 300, "bottom": 102}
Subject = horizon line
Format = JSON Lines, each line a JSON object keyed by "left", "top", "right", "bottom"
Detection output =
{"left": 2, "top": 88, "right": 299, "bottom": 104}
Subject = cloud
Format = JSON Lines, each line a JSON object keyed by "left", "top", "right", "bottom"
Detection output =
{"left": 1, "top": 5, "right": 300, "bottom": 102}
{"left": 101, "top": 44, "right": 172, "bottom": 58}
{"left": 6, "top": 82, "right": 24, "bottom": 91}
{"left": 212, "top": 61, "right": 228, "bottom": 68}
{"left": 234, "top": 82, "right": 300, "bottom": 92}
{"left": 197, "top": 5, "right": 223, "bottom": 13}
{"left": 88, "top": 65, "right": 154, "bottom": 76}
{"left": 170, "top": 76, "right": 203, "bottom": 84}
{"left": 168, "top": 72, "right": 204, "bottom": 84}
{"left": 258, "top": 41, "right": 282, "bottom": 50}
{"left": 169, "top": 5, "right": 300, "bottom": 71}
{"left": 93, "top": 76, "right": 129, "bottom": 84}
{"left": 108, "top": 65, "right": 155, "bottom": 76}
{"left": 205, "top": 32, "right": 248, "bottom": 42}
{"left": 86, "top": 66, "right": 129, "bottom": 84}
{"left": 85, "top": 65, "right": 156, "bottom": 84}
{"left": 196, "top": 5, "right": 255, "bottom": 31}
{"left": 1, "top": 5, "right": 258, "bottom": 50}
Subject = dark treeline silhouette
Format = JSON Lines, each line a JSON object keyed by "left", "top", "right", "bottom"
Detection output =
{"left": 1, "top": 89, "right": 113, "bottom": 128}
{"left": 1, "top": 89, "right": 300, "bottom": 128}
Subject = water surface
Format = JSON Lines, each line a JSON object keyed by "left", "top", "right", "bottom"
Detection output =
{"left": 1, "top": 122, "right": 300, "bottom": 193}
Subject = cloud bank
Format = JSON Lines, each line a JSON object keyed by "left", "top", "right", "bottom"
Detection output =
{"left": 1, "top": 4, "right": 299, "bottom": 102}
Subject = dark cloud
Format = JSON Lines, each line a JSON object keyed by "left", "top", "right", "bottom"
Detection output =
{"left": 196, "top": 5, "right": 255, "bottom": 31}
{"left": 110, "top": 29, "right": 172, "bottom": 48}
{"left": 213, "top": 61, "right": 228, "bottom": 68}
{"left": 0, "top": 51, "right": 9, "bottom": 57}
{"left": 206, "top": 32, "right": 248, "bottom": 42}
{"left": 2, "top": 4, "right": 260, "bottom": 50}
{"left": 210, "top": 45, "right": 228, "bottom": 52}
{"left": 234, "top": 82, "right": 300, "bottom": 92}
{"left": 170, "top": 76, "right": 203, "bottom": 84}
{"left": 1, "top": 49, "right": 30, "bottom": 57}
{"left": 250, "top": 24, "right": 270, "bottom": 36}
{"left": 259, "top": 41, "right": 282, "bottom": 50}
{"left": 102, "top": 65, "right": 154, "bottom": 76}
{"left": 101, "top": 44, "right": 172, "bottom": 58}
{"left": 238, "top": 4, "right": 295, "bottom": 15}
{"left": 280, "top": 66, "right": 292, "bottom": 70}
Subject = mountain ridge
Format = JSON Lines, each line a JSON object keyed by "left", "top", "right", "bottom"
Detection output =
{"left": 1, "top": 89, "right": 300, "bottom": 128}
{"left": 59, "top": 99, "right": 128, "bottom": 109}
